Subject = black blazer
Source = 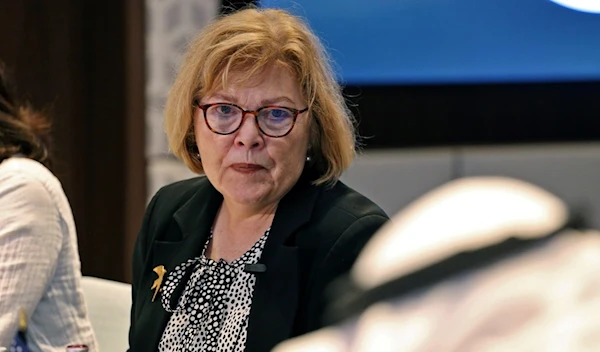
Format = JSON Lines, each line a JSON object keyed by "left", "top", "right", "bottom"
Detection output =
{"left": 128, "top": 173, "right": 388, "bottom": 352}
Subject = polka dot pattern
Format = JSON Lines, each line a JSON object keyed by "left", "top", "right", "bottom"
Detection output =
{"left": 9, "top": 341, "right": 24, "bottom": 352}
{"left": 158, "top": 229, "right": 270, "bottom": 351}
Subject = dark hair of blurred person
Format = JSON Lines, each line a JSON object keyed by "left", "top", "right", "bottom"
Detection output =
{"left": 0, "top": 61, "right": 98, "bottom": 351}
{"left": 0, "top": 63, "right": 51, "bottom": 169}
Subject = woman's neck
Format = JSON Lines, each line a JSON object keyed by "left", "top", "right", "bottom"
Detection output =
{"left": 206, "top": 200, "right": 277, "bottom": 262}
{"left": 220, "top": 199, "right": 278, "bottom": 228}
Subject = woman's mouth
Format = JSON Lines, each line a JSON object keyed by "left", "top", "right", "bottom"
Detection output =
{"left": 231, "top": 163, "right": 265, "bottom": 174}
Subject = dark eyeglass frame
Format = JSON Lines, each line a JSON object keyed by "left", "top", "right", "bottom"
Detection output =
{"left": 193, "top": 100, "right": 309, "bottom": 138}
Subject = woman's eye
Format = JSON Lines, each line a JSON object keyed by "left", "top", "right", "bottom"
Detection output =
{"left": 268, "top": 109, "right": 292, "bottom": 119}
{"left": 217, "top": 105, "right": 234, "bottom": 114}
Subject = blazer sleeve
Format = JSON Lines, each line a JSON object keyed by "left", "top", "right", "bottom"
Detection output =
{"left": 127, "top": 190, "right": 160, "bottom": 351}
{"left": 307, "top": 214, "right": 388, "bottom": 330}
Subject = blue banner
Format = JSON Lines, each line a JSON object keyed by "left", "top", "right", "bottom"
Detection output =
{"left": 260, "top": 0, "right": 600, "bottom": 84}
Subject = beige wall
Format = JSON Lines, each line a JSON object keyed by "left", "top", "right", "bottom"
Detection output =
{"left": 145, "top": 0, "right": 220, "bottom": 201}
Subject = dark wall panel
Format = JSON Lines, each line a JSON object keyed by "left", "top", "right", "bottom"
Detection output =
{"left": 347, "top": 82, "right": 600, "bottom": 149}
{"left": 0, "top": 1, "right": 146, "bottom": 283}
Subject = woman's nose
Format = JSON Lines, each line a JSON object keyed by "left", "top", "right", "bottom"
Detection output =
{"left": 234, "top": 112, "right": 264, "bottom": 148}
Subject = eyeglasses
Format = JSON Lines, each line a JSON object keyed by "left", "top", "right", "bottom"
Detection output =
{"left": 194, "top": 101, "right": 309, "bottom": 138}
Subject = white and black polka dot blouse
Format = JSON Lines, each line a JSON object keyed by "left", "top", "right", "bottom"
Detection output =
{"left": 158, "top": 229, "right": 270, "bottom": 352}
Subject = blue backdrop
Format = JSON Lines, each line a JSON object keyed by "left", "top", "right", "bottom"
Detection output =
{"left": 260, "top": 0, "right": 600, "bottom": 85}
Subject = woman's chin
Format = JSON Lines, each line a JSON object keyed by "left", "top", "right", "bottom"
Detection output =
{"left": 225, "top": 184, "right": 275, "bottom": 207}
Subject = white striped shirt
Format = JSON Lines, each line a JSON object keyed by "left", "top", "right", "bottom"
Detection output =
{"left": 0, "top": 157, "right": 97, "bottom": 351}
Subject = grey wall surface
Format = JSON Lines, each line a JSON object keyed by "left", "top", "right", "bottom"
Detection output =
{"left": 341, "top": 143, "right": 600, "bottom": 229}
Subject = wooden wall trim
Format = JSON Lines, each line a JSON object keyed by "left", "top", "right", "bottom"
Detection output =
{"left": 124, "top": 0, "right": 147, "bottom": 283}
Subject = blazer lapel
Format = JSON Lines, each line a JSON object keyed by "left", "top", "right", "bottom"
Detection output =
{"left": 132, "top": 178, "right": 223, "bottom": 352}
{"left": 245, "top": 177, "right": 320, "bottom": 351}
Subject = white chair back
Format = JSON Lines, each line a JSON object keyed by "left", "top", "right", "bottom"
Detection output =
{"left": 81, "top": 276, "right": 132, "bottom": 351}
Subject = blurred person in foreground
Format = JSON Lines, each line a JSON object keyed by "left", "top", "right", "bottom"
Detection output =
{"left": 0, "top": 62, "right": 97, "bottom": 351}
{"left": 127, "top": 7, "right": 388, "bottom": 352}
{"left": 274, "top": 176, "right": 600, "bottom": 352}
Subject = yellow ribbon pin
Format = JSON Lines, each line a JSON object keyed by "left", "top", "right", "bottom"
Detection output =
{"left": 151, "top": 265, "right": 167, "bottom": 302}
{"left": 18, "top": 307, "right": 27, "bottom": 332}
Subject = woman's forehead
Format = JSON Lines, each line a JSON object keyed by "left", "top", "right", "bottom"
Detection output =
{"left": 201, "top": 67, "right": 304, "bottom": 104}
{"left": 204, "top": 62, "right": 298, "bottom": 91}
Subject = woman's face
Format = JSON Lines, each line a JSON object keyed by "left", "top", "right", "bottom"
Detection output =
{"left": 194, "top": 66, "right": 311, "bottom": 210}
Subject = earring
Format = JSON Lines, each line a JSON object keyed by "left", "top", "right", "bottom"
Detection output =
{"left": 306, "top": 155, "right": 311, "bottom": 162}
{"left": 196, "top": 153, "right": 201, "bottom": 160}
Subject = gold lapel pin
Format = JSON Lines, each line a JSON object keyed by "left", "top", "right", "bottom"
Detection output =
{"left": 151, "top": 265, "right": 167, "bottom": 302}
{"left": 19, "top": 307, "right": 27, "bottom": 331}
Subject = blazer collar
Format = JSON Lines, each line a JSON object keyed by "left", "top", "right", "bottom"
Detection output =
{"left": 245, "top": 173, "right": 321, "bottom": 351}
{"left": 263, "top": 172, "right": 319, "bottom": 259}
{"left": 173, "top": 176, "right": 223, "bottom": 240}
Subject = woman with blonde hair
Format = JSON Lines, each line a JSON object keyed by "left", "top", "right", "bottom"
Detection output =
{"left": 128, "top": 8, "right": 388, "bottom": 351}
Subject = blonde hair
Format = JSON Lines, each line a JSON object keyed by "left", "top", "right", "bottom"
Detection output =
{"left": 165, "top": 7, "right": 356, "bottom": 185}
